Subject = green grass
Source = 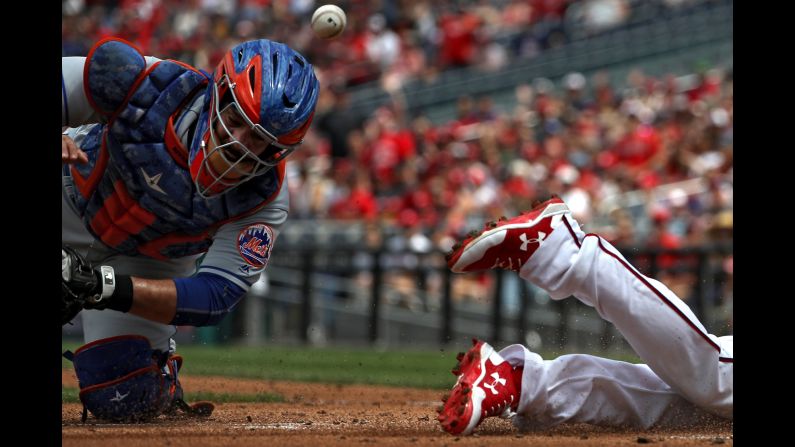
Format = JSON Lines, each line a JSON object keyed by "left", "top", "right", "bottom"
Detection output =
{"left": 62, "top": 387, "right": 79, "bottom": 403}
{"left": 62, "top": 343, "right": 461, "bottom": 389}
{"left": 62, "top": 387, "right": 283, "bottom": 404}
{"left": 62, "top": 343, "right": 643, "bottom": 390}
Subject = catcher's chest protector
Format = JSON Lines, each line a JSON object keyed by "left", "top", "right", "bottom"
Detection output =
{"left": 69, "top": 38, "right": 283, "bottom": 259}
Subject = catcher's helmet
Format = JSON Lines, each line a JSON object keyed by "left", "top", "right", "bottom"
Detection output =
{"left": 190, "top": 39, "right": 319, "bottom": 197}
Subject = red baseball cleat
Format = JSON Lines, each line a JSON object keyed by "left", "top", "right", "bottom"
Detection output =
{"left": 437, "top": 339, "right": 521, "bottom": 435}
{"left": 446, "top": 197, "right": 570, "bottom": 273}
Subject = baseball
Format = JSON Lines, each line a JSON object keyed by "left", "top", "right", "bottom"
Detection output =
{"left": 311, "top": 4, "right": 347, "bottom": 40}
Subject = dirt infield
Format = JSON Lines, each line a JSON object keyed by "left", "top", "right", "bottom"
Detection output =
{"left": 63, "top": 372, "right": 732, "bottom": 446}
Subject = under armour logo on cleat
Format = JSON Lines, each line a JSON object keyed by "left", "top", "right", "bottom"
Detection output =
{"left": 483, "top": 372, "right": 506, "bottom": 395}
{"left": 110, "top": 390, "right": 130, "bottom": 402}
{"left": 519, "top": 232, "right": 547, "bottom": 251}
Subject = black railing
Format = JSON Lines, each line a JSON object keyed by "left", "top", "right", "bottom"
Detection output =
{"left": 263, "top": 242, "right": 733, "bottom": 347}
{"left": 63, "top": 241, "right": 732, "bottom": 349}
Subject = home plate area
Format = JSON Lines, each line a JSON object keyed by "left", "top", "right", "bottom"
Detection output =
{"left": 63, "top": 375, "right": 732, "bottom": 447}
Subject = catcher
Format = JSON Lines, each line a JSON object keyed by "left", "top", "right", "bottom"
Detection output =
{"left": 61, "top": 36, "right": 319, "bottom": 422}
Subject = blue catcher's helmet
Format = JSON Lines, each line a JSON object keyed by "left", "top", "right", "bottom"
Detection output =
{"left": 190, "top": 39, "right": 319, "bottom": 197}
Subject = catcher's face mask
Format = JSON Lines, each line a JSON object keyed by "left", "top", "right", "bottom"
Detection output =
{"left": 192, "top": 75, "right": 300, "bottom": 198}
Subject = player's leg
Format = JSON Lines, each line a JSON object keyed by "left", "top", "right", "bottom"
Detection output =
{"left": 518, "top": 211, "right": 732, "bottom": 417}
{"left": 445, "top": 198, "right": 732, "bottom": 428}
{"left": 62, "top": 190, "right": 210, "bottom": 420}
{"left": 438, "top": 337, "right": 719, "bottom": 434}
{"left": 63, "top": 187, "right": 199, "bottom": 350}
{"left": 498, "top": 343, "right": 722, "bottom": 431}
{"left": 78, "top": 253, "right": 198, "bottom": 351}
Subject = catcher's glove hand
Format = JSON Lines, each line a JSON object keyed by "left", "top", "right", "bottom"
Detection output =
{"left": 62, "top": 245, "right": 116, "bottom": 325}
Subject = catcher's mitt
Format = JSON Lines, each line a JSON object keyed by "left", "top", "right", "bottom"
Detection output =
{"left": 61, "top": 245, "right": 100, "bottom": 325}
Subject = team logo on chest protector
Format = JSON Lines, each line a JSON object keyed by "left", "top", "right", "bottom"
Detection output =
{"left": 238, "top": 224, "right": 275, "bottom": 268}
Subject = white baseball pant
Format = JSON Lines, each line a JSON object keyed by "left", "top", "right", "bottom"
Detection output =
{"left": 498, "top": 214, "right": 732, "bottom": 429}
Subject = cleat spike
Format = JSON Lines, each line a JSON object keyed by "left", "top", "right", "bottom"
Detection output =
{"left": 437, "top": 339, "right": 523, "bottom": 436}
{"left": 439, "top": 197, "right": 568, "bottom": 274}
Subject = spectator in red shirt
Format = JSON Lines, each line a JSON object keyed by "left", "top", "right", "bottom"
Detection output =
{"left": 604, "top": 113, "right": 663, "bottom": 172}
{"left": 439, "top": 8, "right": 481, "bottom": 68}
{"left": 328, "top": 169, "right": 379, "bottom": 221}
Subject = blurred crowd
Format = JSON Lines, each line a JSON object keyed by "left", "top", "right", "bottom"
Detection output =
{"left": 300, "top": 66, "right": 733, "bottom": 250}
{"left": 62, "top": 0, "right": 719, "bottom": 89}
{"left": 63, "top": 0, "right": 733, "bottom": 325}
{"left": 303, "top": 64, "right": 732, "bottom": 323}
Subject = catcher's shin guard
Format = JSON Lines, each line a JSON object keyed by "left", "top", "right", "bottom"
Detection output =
{"left": 63, "top": 336, "right": 214, "bottom": 422}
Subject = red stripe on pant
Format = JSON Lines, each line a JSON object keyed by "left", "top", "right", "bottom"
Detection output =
{"left": 560, "top": 216, "right": 731, "bottom": 362}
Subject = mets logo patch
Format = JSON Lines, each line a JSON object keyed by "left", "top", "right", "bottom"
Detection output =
{"left": 237, "top": 224, "right": 275, "bottom": 268}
